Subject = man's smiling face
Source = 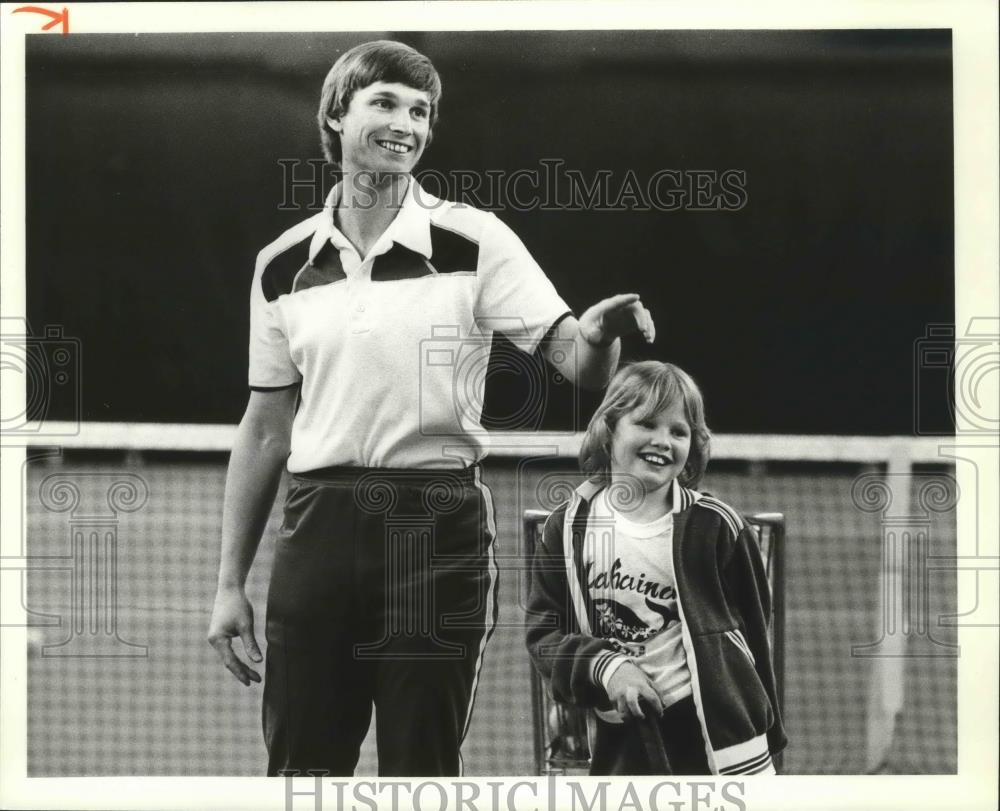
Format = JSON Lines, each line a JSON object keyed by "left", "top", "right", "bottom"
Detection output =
{"left": 329, "top": 81, "right": 431, "bottom": 176}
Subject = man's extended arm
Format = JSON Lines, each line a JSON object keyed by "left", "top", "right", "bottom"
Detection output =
{"left": 542, "top": 293, "right": 655, "bottom": 390}
{"left": 207, "top": 386, "right": 297, "bottom": 685}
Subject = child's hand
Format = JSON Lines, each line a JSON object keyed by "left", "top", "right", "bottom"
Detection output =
{"left": 605, "top": 662, "right": 663, "bottom": 719}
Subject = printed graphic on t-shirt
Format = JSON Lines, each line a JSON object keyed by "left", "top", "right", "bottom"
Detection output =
{"left": 585, "top": 557, "right": 681, "bottom": 647}
{"left": 584, "top": 496, "right": 693, "bottom": 703}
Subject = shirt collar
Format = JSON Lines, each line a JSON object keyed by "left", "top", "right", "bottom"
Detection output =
{"left": 309, "top": 175, "right": 436, "bottom": 262}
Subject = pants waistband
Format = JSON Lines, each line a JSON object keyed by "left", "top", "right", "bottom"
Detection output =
{"left": 294, "top": 465, "right": 480, "bottom": 487}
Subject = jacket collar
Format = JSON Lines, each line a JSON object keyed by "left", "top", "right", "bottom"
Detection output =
{"left": 309, "top": 175, "right": 437, "bottom": 262}
{"left": 574, "top": 477, "right": 701, "bottom": 515}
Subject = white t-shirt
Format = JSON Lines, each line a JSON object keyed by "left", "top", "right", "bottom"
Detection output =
{"left": 585, "top": 488, "right": 693, "bottom": 708}
{"left": 248, "top": 177, "right": 572, "bottom": 471}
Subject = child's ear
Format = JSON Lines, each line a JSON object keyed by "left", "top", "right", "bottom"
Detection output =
{"left": 326, "top": 115, "right": 342, "bottom": 133}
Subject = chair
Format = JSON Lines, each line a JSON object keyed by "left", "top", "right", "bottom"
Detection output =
{"left": 522, "top": 508, "right": 786, "bottom": 775}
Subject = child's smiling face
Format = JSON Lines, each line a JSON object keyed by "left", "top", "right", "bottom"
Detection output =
{"left": 610, "top": 399, "right": 692, "bottom": 500}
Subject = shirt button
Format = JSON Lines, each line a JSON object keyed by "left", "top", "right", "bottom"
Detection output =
{"left": 357, "top": 304, "right": 366, "bottom": 313}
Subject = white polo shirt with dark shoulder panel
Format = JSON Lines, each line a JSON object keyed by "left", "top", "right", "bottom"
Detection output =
{"left": 249, "top": 177, "right": 572, "bottom": 472}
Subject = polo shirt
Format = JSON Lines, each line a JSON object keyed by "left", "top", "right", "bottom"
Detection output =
{"left": 249, "top": 177, "right": 572, "bottom": 472}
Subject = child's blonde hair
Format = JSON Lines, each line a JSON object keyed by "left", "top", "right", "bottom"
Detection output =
{"left": 579, "top": 361, "right": 712, "bottom": 488}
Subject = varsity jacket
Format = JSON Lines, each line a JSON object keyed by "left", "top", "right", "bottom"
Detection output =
{"left": 525, "top": 479, "right": 788, "bottom": 775}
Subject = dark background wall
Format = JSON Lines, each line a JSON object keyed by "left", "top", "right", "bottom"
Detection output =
{"left": 25, "top": 30, "right": 954, "bottom": 433}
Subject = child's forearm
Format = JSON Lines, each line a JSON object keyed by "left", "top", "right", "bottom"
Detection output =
{"left": 527, "top": 624, "right": 621, "bottom": 708}
{"left": 525, "top": 550, "right": 623, "bottom": 707}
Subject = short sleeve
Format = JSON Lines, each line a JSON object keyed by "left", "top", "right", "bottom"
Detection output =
{"left": 475, "top": 214, "right": 572, "bottom": 353}
{"left": 248, "top": 263, "right": 301, "bottom": 390}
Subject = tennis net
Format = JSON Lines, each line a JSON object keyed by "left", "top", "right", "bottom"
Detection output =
{"left": 19, "top": 425, "right": 957, "bottom": 775}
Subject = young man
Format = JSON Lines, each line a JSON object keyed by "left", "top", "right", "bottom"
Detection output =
{"left": 207, "top": 39, "right": 656, "bottom": 777}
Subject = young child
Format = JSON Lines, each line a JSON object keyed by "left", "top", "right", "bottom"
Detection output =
{"left": 526, "top": 361, "right": 787, "bottom": 775}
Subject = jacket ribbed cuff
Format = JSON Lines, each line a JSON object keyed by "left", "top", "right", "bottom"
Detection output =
{"left": 591, "top": 650, "right": 632, "bottom": 694}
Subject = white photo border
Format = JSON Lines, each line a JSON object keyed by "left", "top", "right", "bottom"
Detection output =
{"left": 1, "top": 2, "right": 997, "bottom": 810}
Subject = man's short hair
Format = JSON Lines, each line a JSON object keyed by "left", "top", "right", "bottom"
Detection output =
{"left": 317, "top": 40, "right": 443, "bottom": 165}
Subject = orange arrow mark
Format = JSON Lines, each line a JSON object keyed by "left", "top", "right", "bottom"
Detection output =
{"left": 12, "top": 6, "right": 69, "bottom": 35}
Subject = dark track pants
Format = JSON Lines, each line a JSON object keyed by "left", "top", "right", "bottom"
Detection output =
{"left": 262, "top": 466, "right": 498, "bottom": 777}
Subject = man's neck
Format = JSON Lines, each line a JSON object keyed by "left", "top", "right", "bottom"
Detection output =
{"left": 335, "top": 170, "right": 410, "bottom": 259}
